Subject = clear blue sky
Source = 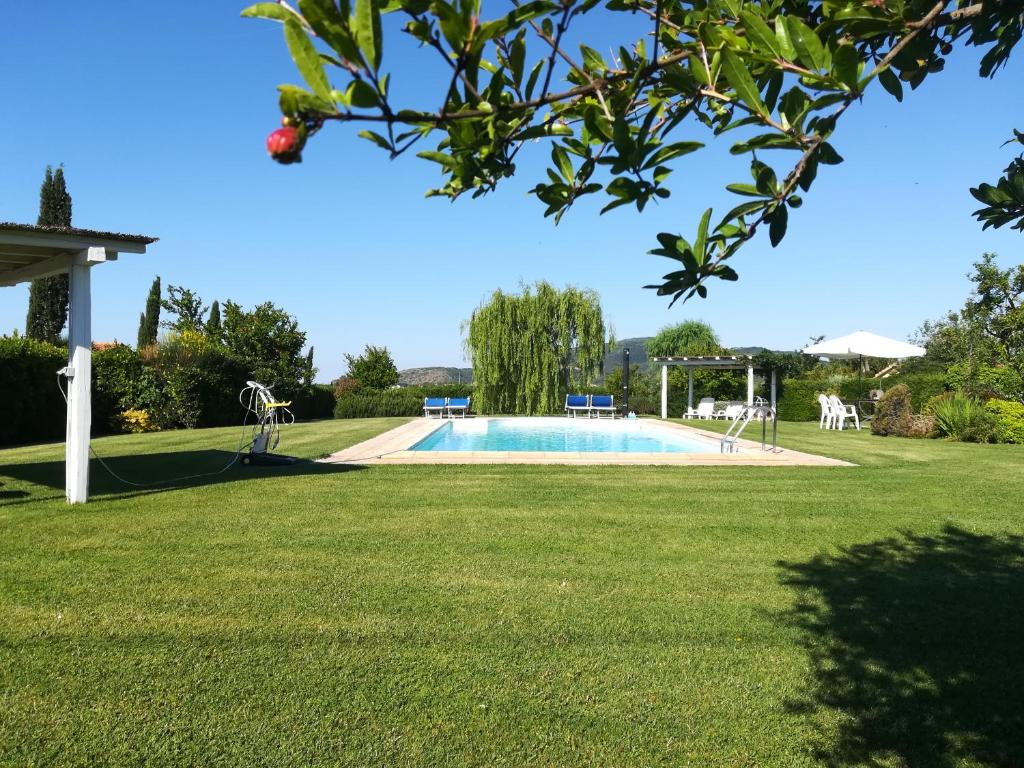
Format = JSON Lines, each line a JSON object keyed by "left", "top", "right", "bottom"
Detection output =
{"left": 1, "top": 4, "right": 1021, "bottom": 381}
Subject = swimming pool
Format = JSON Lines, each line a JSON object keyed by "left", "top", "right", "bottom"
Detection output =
{"left": 411, "top": 417, "right": 715, "bottom": 453}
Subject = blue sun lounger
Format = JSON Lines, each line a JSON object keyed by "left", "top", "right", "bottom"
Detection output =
{"left": 565, "top": 394, "right": 590, "bottom": 418}
{"left": 423, "top": 397, "right": 447, "bottom": 418}
{"left": 590, "top": 394, "right": 615, "bottom": 419}
{"left": 446, "top": 397, "right": 470, "bottom": 418}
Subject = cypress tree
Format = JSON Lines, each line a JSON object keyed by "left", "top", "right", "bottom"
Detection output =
{"left": 25, "top": 166, "right": 73, "bottom": 343}
{"left": 138, "top": 276, "right": 161, "bottom": 348}
{"left": 206, "top": 300, "right": 222, "bottom": 340}
{"left": 305, "top": 346, "right": 315, "bottom": 385}
{"left": 136, "top": 312, "right": 148, "bottom": 350}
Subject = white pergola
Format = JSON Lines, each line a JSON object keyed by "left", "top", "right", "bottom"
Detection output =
{"left": 652, "top": 355, "right": 776, "bottom": 419}
{"left": 0, "top": 223, "right": 157, "bottom": 503}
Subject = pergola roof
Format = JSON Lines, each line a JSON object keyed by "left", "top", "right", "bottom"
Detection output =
{"left": 0, "top": 223, "right": 157, "bottom": 287}
{"left": 652, "top": 354, "right": 756, "bottom": 370}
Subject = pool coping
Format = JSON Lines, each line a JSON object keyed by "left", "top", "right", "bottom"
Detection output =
{"left": 319, "top": 417, "right": 853, "bottom": 467}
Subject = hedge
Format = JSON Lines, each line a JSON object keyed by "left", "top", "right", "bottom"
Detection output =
{"left": 334, "top": 389, "right": 424, "bottom": 418}
{"left": 290, "top": 384, "right": 336, "bottom": 420}
{"left": 0, "top": 334, "right": 331, "bottom": 445}
{"left": 776, "top": 372, "right": 948, "bottom": 421}
{"left": 776, "top": 379, "right": 821, "bottom": 421}
{"left": 0, "top": 336, "right": 67, "bottom": 446}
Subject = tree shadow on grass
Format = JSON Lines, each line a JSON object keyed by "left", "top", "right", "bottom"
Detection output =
{"left": 779, "top": 526, "right": 1024, "bottom": 768}
{"left": 0, "top": 450, "right": 364, "bottom": 507}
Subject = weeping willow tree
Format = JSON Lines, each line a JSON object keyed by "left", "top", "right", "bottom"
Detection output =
{"left": 466, "top": 282, "right": 606, "bottom": 415}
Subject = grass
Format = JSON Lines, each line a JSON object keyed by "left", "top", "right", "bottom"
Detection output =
{"left": 2, "top": 418, "right": 1023, "bottom": 767}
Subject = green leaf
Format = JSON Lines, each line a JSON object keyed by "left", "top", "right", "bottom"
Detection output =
{"left": 524, "top": 59, "right": 544, "bottom": 99}
{"left": 552, "top": 145, "right": 574, "bottom": 183}
{"left": 580, "top": 45, "right": 605, "bottom": 73}
{"left": 877, "top": 66, "right": 903, "bottom": 102}
{"left": 241, "top": 2, "right": 298, "bottom": 22}
{"left": 718, "top": 199, "right": 769, "bottom": 227}
{"left": 641, "top": 141, "right": 704, "bottom": 170}
{"left": 347, "top": 79, "right": 380, "bottom": 107}
{"left": 358, "top": 130, "right": 393, "bottom": 151}
{"left": 739, "top": 11, "right": 780, "bottom": 58}
{"left": 508, "top": 0, "right": 558, "bottom": 26}
{"left": 726, "top": 183, "right": 767, "bottom": 197}
{"left": 694, "top": 208, "right": 712, "bottom": 264}
{"left": 833, "top": 43, "right": 859, "bottom": 90}
{"left": 754, "top": 162, "right": 777, "bottom": 194}
{"left": 284, "top": 19, "right": 332, "bottom": 101}
{"left": 278, "top": 84, "right": 335, "bottom": 115}
{"left": 774, "top": 16, "right": 797, "bottom": 61}
{"left": 816, "top": 142, "right": 844, "bottom": 165}
{"left": 715, "top": 265, "right": 739, "bottom": 281}
{"left": 720, "top": 49, "right": 768, "bottom": 117}
{"left": 764, "top": 71, "right": 784, "bottom": 113}
{"left": 355, "top": 0, "right": 382, "bottom": 71}
{"left": 768, "top": 204, "right": 788, "bottom": 246}
{"left": 509, "top": 31, "right": 526, "bottom": 87}
{"left": 417, "top": 150, "right": 457, "bottom": 170}
{"left": 298, "top": 0, "right": 361, "bottom": 63}
{"left": 786, "top": 16, "right": 827, "bottom": 72}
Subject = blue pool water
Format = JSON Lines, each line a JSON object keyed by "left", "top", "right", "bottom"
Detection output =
{"left": 411, "top": 418, "right": 713, "bottom": 453}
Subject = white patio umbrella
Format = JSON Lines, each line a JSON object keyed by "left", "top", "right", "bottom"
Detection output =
{"left": 802, "top": 330, "right": 925, "bottom": 360}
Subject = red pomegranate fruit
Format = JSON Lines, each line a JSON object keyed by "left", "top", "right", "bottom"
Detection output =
{"left": 266, "top": 126, "right": 299, "bottom": 157}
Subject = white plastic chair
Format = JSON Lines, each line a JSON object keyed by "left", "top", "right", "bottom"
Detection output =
{"left": 829, "top": 395, "right": 860, "bottom": 431}
{"left": 721, "top": 402, "right": 744, "bottom": 421}
{"left": 695, "top": 398, "right": 717, "bottom": 419}
{"left": 684, "top": 397, "right": 713, "bottom": 418}
{"left": 817, "top": 394, "right": 836, "bottom": 430}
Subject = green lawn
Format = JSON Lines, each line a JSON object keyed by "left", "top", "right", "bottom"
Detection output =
{"left": 2, "top": 419, "right": 1022, "bottom": 767}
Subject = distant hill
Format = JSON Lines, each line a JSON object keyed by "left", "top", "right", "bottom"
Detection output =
{"left": 398, "top": 367, "right": 473, "bottom": 386}
{"left": 603, "top": 337, "right": 653, "bottom": 373}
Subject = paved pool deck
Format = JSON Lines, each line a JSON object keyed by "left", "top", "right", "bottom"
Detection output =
{"left": 320, "top": 417, "right": 853, "bottom": 467}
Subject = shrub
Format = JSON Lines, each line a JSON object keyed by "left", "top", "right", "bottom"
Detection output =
{"left": 871, "top": 384, "right": 913, "bottom": 437}
{"left": 151, "top": 331, "right": 249, "bottom": 429}
{"left": 93, "top": 344, "right": 159, "bottom": 433}
{"left": 985, "top": 399, "right": 1024, "bottom": 444}
{"left": 332, "top": 376, "right": 362, "bottom": 398}
{"left": 907, "top": 414, "right": 936, "bottom": 438}
{"left": 931, "top": 392, "right": 996, "bottom": 443}
{"left": 0, "top": 335, "right": 66, "bottom": 446}
{"left": 334, "top": 389, "right": 424, "bottom": 418}
{"left": 882, "top": 372, "right": 948, "bottom": 412}
{"left": 116, "top": 409, "right": 159, "bottom": 433}
{"left": 949, "top": 363, "right": 1024, "bottom": 403}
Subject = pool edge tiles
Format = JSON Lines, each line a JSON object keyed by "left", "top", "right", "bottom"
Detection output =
{"left": 320, "top": 416, "right": 854, "bottom": 467}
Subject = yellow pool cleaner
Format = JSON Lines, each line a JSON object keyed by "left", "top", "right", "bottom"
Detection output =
{"left": 240, "top": 380, "right": 297, "bottom": 466}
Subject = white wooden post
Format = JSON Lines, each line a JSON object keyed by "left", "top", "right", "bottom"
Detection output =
{"left": 65, "top": 256, "right": 94, "bottom": 503}
{"left": 687, "top": 368, "right": 694, "bottom": 412}
{"left": 746, "top": 363, "right": 755, "bottom": 406}
{"left": 660, "top": 364, "right": 668, "bottom": 419}
{"left": 770, "top": 368, "right": 777, "bottom": 409}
